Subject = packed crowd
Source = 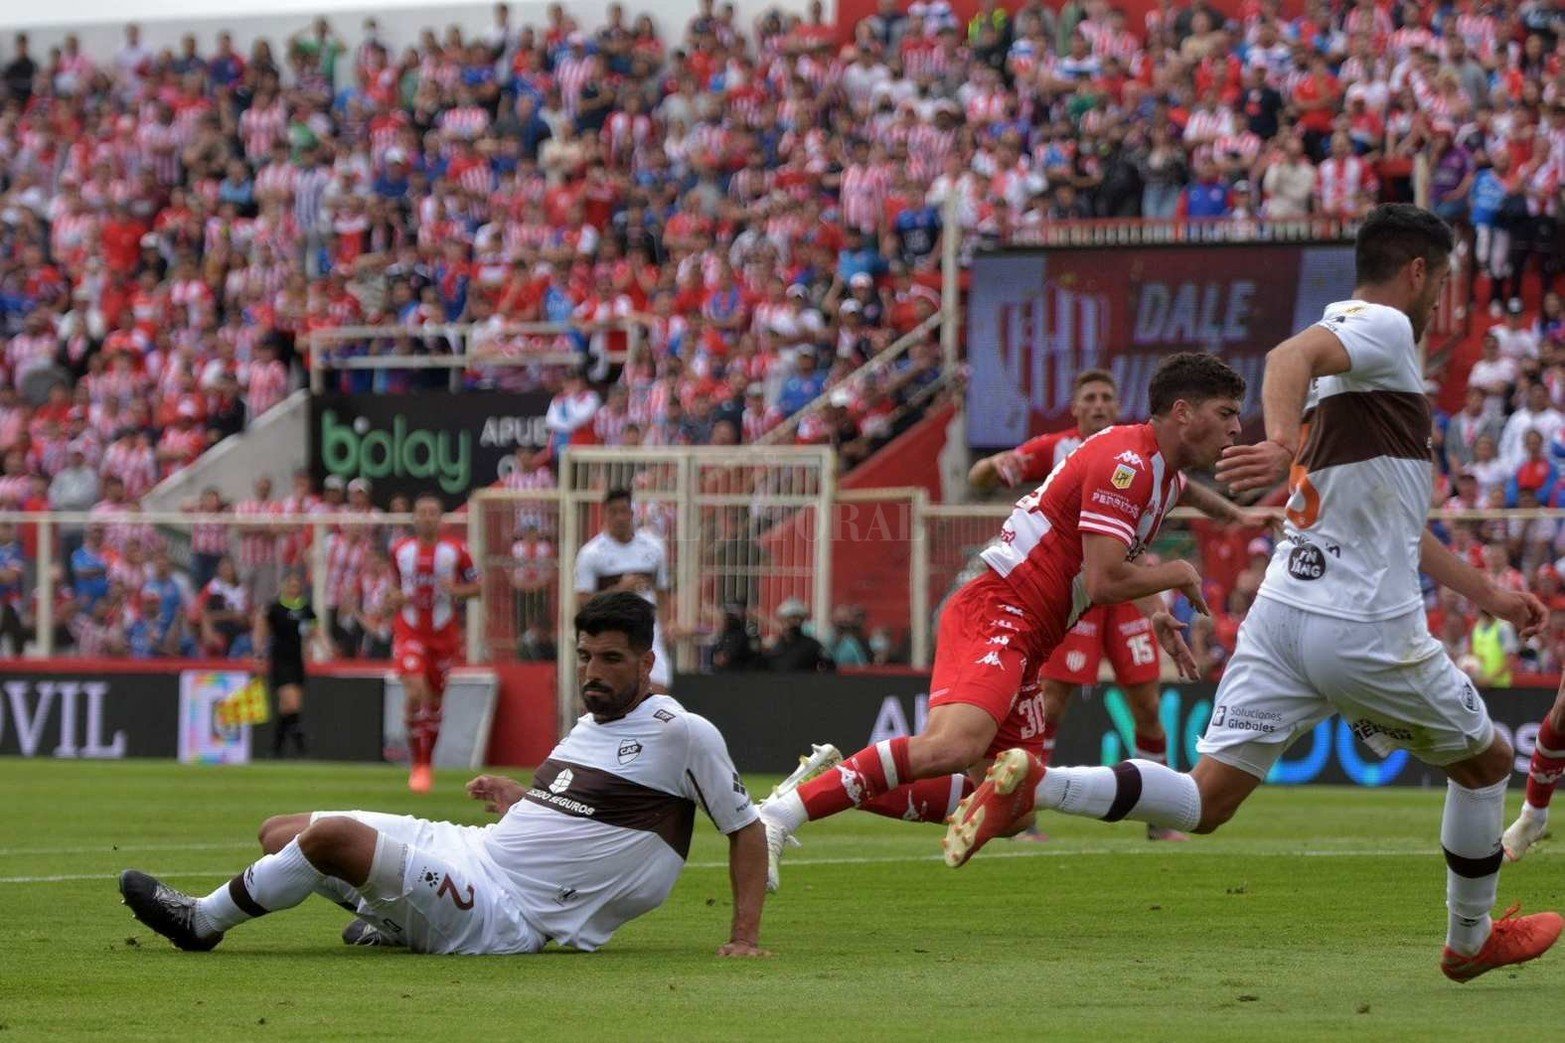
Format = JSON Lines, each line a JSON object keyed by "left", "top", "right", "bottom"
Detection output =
{"left": 9, "top": 0, "right": 1565, "bottom": 669}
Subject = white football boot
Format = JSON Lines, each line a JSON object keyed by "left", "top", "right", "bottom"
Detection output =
{"left": 758, "top": 743, "right": 842, "bottom": 893}
{"left": 1503, "top": 805, "right": 1550, "bottom": 862}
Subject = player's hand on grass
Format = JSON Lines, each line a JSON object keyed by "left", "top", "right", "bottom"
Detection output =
{"left": 1151, "top": 610, "right": 1200, "bottom": 681}
{"left": 716, "top": 940, "right": 772, "bottom": 958}
{"left": 1484, "top": 588, "right": 1548, "bottom": 640}
{"left": 465, "top": 774, "right": 526, "bottom": 814}
{"left": 1215, "top": 439, "right": 1293, "bottom": 495}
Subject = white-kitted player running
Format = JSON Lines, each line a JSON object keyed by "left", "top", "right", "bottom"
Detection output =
{"left": 118, "top": 592, "right": 770, "bottom": 958}
{"left": 576, "top": 486, "right": 675, "bottom": 692}
{"left": 944, "top": 204, "right": 1563, "bottom": 982}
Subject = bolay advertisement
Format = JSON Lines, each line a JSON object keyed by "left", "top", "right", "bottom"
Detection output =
{"left": 311, "top": 391, "right": 553, "bottom": 508}
{"left": 964, "top": 243, "right": 1357, "bottom": 448}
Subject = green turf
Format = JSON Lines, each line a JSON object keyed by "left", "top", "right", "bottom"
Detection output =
{"left": 2, "top": 759, "right": 1563, "bottom": 1041}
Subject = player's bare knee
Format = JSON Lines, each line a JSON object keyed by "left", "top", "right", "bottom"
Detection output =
{"left": 259, "top": 814, "right": 301, "bottom": 853}
{"left": 297, "top": 816, "right": 355, "bottom": 869}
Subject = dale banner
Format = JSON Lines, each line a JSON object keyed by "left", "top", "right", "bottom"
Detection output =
{"left": 964, "top": 244, "right": 1357, "bottom": 449}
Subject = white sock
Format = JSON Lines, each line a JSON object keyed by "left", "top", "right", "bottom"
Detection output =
{"left": 313, "top": 875, "right": 363, "bottom": 910}
{"left": 762, "top": 790, "right": 808, "bottom": 833}
{"left": 1036, "top": 759, "right": 1201, "bottom": 831}
{"left": 1442, "top": 777, "right": 1507, "bottom": 957}
{"left": 194, "top": 839, "right": 324, "bottom": 935}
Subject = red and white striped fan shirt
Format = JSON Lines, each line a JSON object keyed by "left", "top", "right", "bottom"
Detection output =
{"left": 233, "top": 498, "right": 280, "bottom": 569}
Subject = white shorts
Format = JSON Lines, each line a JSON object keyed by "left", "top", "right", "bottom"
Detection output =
{"left": 1195, "top": 597, "right": 1495, "bottom": 780}
{"left": 650, "top": 627, "right": 672, "bottom": 689}
{"left": 310, "top": 810, "right": 545, "bottom": 956}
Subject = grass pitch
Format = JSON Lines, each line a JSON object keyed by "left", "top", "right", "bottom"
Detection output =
{"left": 3, "top": 759, "right": 1564, "bottom": 1041}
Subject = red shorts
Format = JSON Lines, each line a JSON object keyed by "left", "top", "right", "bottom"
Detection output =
{"left": 928, "top": 571, "right": 1059, "bottom": 759}
{"left": 394, "top": 628, "right": 460, "bottom": 696}
{"left": 1039, "top": 602, "right": 1160, "bottom": 686}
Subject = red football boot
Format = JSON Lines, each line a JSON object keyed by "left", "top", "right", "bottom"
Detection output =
{"left": 1441, "top": 904, "right": 1563, "bottom": 983}
{"left": 942, "top": 749, "right": 1046, "bottom": 868}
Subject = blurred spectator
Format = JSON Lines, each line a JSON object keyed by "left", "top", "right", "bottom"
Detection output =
{"left": 711, "top": 603, "right": 764, "bottom": 671}
{"left": 828, "top": 604, "right": 872, "bottom": 666}
{"left": 1470, "top": 607, "right": 1520, "bottom": 688}
{"left": 766, "top": 597, "right": 833, "bottom": 672}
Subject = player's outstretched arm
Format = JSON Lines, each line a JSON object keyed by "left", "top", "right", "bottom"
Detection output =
{"left": 1419, "top": 529, "right": 1548, "bottom": 639}
{"left": 1216, "top": 326, "right": 1352, "bottom": 494}
{"left": 717, "top": 820, "right": 771, "bottom": 958}
{"left": 1083, "top": 534, "right": 1208, "bottom": 615}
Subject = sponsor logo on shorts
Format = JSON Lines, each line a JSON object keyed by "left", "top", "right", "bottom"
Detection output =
{"left": 1111, "top": 464, "right": 1137, "bottom": 489}
{"left": 1210, "top": 704, "right": 1282, "bottom": 733}
{"left": 975, "top": 651, "right": 1004, "bottom": 667}
{"left": 554, "top": 885, "right": 579, "bottom": 905}
{"left": 1350, "top": 719, "right": 1415, "bottom": 744}
{"left": 617, "top": 739, "right": 643, "bottom": 764}
{"left": 1287, "top": 543, "right": 1327, "bottom": 581}
{"left": 1065, "top": 650, "right": 1087, "bottom": 673}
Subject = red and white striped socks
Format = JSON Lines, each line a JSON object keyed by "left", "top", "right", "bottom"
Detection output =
{"left": 1523, "top": 717, "right": 1565, "bottom": 813}
{"left": 769, "top": 737, "right": 913, "bottom": 831}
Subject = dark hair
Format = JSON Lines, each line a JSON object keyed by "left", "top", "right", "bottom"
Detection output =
{"left": 603, "top": 487, "right": 633, "bottom": 507}
{"left": 1354, "top": 204, "right": 1454, "bottom": 285}
{"left": 1148, "top": 352, "right": 1246, "bottom": 416}
{"left": 415, "top": 492, "right": 443, "bottom": 508}
{"left": 575, "top": 591, "right": 655, "bottom": 651}
{"left": 1073, "top": 368, "right": 1116, "bottom": 392}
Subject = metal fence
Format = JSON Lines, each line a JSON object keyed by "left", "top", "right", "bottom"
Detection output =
{"left": 4, "top": 496, "right": 1556, "bottom": 685}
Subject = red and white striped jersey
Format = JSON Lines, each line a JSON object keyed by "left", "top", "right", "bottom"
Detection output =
{"left": 1454, "top": 12, "right": 1499, "bottom": 61}
{"left": 840, "top": 162, "right": 892, "bottom": 232}
{"left": 979, "top": 423, "right": 1186, "bottom": 645}
{"left": 326, "top": 532, "right": 371, "bottom": 610}
{"left": 1315, "top": 155, "right": 1377, "bottom": 216}
{"left": 247, "top": 359, "right": 289, "bottom": 418}
{"left": 233, "top": 498, "right": 279, "bottom": 568}
{"left": 188, "top": 508, "right": 232, "bottom": 556}
{"left": 240, "top": 102, "right": 287, "bottom": 162}
{"left": 439, "top": 105, "right": 490, "bottom": 140}
{"left": 390, "top": 536, "right": 477, "bottom": 636}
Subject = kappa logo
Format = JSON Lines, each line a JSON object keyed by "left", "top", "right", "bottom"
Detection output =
{"left": 992, "top": 618, "right": 1020, "bottom": 631}
{"left": 1111, "top": 464, "right": 1136, "bottom": 490}
{"left": 653, "top": 709, "right": 675, "bottom": 722}
{"left": 836, "top": 764, "right": 865, "bottom": 805}
{"left": 1000, "top": 604, "right": 1025, "bottom": 617}
{"left": 1114, "top": 450, "right": 1144, "bottom": 467}
{"left": 999, "top": 527, "right": 1017, "bottom": 544}
{"left": 975, "top": 651, "right": 1004, "bottom": 667}
{"left": 1065, "top": 650, "right": 1087, "bottom": 673}
{"left": 549, "top": 768, "right": 574, "bottom": 794}
{"left": 987, "top": 634, "right": 1010, "bottom": 646}
{"left": 618, "top": 739, "right": 644, "bottom": 764}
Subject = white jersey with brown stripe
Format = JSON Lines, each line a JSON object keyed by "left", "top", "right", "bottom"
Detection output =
{"left": 1259, "top": 299, "right": 1433, "bottom": 623}
{"left": 480, "top": 694, "right": 756, "bottom": 951}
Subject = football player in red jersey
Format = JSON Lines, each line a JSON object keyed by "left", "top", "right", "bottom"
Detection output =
{"left": 758, "top": 353, "right": 1246, "bottom": 889}
{"left": 387, "top": 494, "right": 480, "bottom": 793}
{"left": 972, "top": 368, "right": 1261, "bottom": 842}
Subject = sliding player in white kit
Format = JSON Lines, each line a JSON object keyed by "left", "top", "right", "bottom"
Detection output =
{"left": 576, "top": 487, "right": 675, "bottom": 692}
{"left": 946, "top": 204, "right": 1562, "bottom": 982}
{"left": 117, "top": 592, "right": 770, "bottom": 957}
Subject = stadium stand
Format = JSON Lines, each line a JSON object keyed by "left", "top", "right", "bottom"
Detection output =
{"left": 3, "top": 0, "right": 1565, "bottom": 676}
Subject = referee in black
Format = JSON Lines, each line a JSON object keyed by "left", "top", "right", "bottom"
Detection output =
{"left": 252, "top": 570, "right": 318, "bottom": 757}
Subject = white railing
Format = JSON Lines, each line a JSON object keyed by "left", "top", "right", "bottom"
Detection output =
{"left": 308, "top": 320, "right": 646, "bottom": 393}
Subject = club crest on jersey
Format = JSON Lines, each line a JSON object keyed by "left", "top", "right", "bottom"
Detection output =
{"left": 617, "top": 739, "right": 644, "bottom": 764}
{"left": 549, "top": 769, "right": 574, "bottom": 794}
{"left": 1110, "top": 464, "right": 1137, "bottom": 490}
